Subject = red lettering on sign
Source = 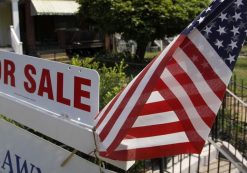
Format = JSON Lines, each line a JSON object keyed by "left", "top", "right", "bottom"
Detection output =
{"left": 38, "top": 69, "right": 54, "bottom": 100}
{"left": 57, "top": 72, "right": 71, "bottom": 106}
{"left": 74, "top": 77, "right": 91, "bottom": 112}
{"left": 4, "top": 59, "right": 16, "bottom": 87}
{"left": 24, "top": 64, "right": 36, "bottom": 93}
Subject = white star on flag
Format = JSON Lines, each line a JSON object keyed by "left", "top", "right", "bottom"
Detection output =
{"left": 206, "top": 7, "right": 211, "bottom": 13}
{"left": 231, "top": 26, "right": 240, "bottom": 36}
{"left": 219, "top": 12, "right": 228, "bottom": 21}
{"left": 198, "top": 17, "right": 205, "bottom": 23}
{"left": 233, "top": 12, "right": 242, "bottom": 21}
{"left": 217, "top": 26, "right": 226, "bottom": 35}
{"left": 229, "top": 40, "right": 238, "bottom": 50}
{"left": 204, "top": 26, "right": 213, "bottom": 35}
{"left": 227, "top": 54, "right": 235, "bottom": 64}
{"left": 235, "top": 0, "right": 244, "bottom": 7}
{"left": 215, "top": 39, "right": 224, "bottom": 49}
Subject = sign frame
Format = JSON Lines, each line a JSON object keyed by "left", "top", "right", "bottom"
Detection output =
{"left": 0, "top": 52, "right": 134, "bottom": 170}
{"left": 0, "top": 118, "right": 116, "bottom": 173}
{"left": 0, "top": 51, "right": 99, "bottom": 127}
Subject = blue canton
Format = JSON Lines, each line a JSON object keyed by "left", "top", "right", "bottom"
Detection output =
{"left": 183, "top": 0, "right": 247, "bottom": 71}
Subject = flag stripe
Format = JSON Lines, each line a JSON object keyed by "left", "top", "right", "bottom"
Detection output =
{"left": 96, "top": 36, "right": 179, "bottom": 132}
{"left": 95, "top": 63, "right": 149, "bottom": 125}
{"left": 180, "top": 37, "right": 227, "bottom": 100}
{"left": 95, "top": 91, "right": 121, "bottom": 124}
{"left": 172, "top": 47, "right": 223, "bottom": 114}
{"left": 166, "top": 59, "right": 217, "bottom": 126}
{"left": 128, "top": 122, "right": 184, "bottom": 139}
{"left": 116, "top": 132, "right": 189, "bottom": 151}
{"left": 139, "top": 100, "right": 173, "bottom": 116}
{"left": 100, "top": 36, "right": 185, "bottom": 152}
{"left": 146, "top": 91, "right": 165, "bottom": 103}
{"left": 156, "top": 78, "right": 205, "bottom": 151}
{"left": 98, "top": 58, "right": 156, "bottom": 140}
{"left": 133, "top": 111, "right": 179, "bottom": 128}
{"left": 96, "top": 0, "right": 247, "bottom": 161}
{"left": 161, "top": 69, "right": 211, "bottom": 139}
{"left": 188, "top": 29, "right": 232, "bottom": 85}
{"left": 96, "top": 65, "right": 146, "bottom": 131}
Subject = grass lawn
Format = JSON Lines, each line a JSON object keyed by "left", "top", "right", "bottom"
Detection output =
{"left": 145, "top": 51, "right": 160, "bottom": 60}
{"left": 233, "top": 57, "right": 247, "bottom": 97}
{"left": 240, "top": 44, "right": 247, "bottom": 56}
{"left": 234, "top": 58, "right": 247, "bottom": 84}
{"left": 234, "top": 44, "right": 247, "bottom": 85}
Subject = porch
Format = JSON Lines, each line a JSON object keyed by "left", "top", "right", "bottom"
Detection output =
{"left": 0, "top": 0, "right": 22, "bottom": 54}
{"left": 19, "top": 0, "right": 104, "bottom": 57}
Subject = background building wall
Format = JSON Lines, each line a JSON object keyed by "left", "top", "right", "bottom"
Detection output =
{"left": 0, "top": 2, "right": 12, "bottom": 46}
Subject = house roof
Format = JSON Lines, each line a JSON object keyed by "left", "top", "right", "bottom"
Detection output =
{"left": 31, "top": 0, "right": 80, "bottom": 16}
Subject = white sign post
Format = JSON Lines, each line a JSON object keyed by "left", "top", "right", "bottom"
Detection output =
{"left": 0, "top": 51, "right": 99, "bottom": 127}
{"left": 0, "top": 119, "right": 115, "bottom": 173}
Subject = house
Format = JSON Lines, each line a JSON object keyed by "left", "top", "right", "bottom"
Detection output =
{"left": 0, "top": 0, "right": 105, "bottom": 57}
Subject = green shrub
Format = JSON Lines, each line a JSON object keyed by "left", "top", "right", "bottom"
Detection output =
{"left": 71, "top": 57, "right": 129, "bottom": 108}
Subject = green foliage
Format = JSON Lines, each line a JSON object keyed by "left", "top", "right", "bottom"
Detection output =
{"left": 233, "top": 58, "right": 247, "bottom": 97}
{"left": 100, "top": 60, "right": 128, "bottom": 107}
{"left": 71, "top": 57, "right": 129, "bottom": 108}
{"left": 72, "top": 55, "right": 100, "bottom": 69}
{"left": 145, "top": 51, "right": 160, "bottom": 60}
{"left": 71, "top": 55, "right": 83, "bottom": 66}
{"left": 78, "top": 0, "right": 210, "bottom": 60}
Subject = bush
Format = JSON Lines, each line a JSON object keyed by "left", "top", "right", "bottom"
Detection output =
{"left": 71, "top": 57, "right": 129, "bottom": 108}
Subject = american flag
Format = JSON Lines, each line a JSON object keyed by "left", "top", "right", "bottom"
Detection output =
{"left": 95, "top": 0, "right": 247, "bottom": 161}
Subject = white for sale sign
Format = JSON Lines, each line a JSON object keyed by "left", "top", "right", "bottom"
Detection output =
{"left": 0, "top": 119, "right": 115, "bottom": 173}
{"left": 0, "top": 51, "right": 99, "bottom": 127}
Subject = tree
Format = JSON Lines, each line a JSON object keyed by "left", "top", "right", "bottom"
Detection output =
{"left": 78, "top": 0, "right": 210, "bottom": 61}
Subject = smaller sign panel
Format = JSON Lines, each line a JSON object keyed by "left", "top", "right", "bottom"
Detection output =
{"left": 0, "top": 51, "right": 99, "bottom": 127}
{"left": 0, "top": 119, "right": 115, "bottom": 173}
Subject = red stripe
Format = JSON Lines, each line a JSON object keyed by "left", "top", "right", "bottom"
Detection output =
{"left": 126, "top": 122, "right": 184, "bottom": 139}
{"left": 156, "top": 78, "right": 205, "bottom": 151}
{"left": 166, "top": 59, "right": 217, "bottom": 127}
{"left": 139, "top": 100, "right": 172, "bottom": 116}
{"left": 100, "top": 142, "right": 200, "bottom": 161}
{"left": 104, "top": 35, "right": 187, "bottom": 154}
{"left": 181, "top": 38, "right": 226, "bottom": 100}
{"left": 99, "top": 57, "right": 155, "bottom": 140}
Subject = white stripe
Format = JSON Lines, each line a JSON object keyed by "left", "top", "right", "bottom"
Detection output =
{"left": 188, "top": 29, "right": 232, "bottom": 85}
{"left": 94, "top": 99, "right": 111, "bottom": 124}
{"left": 161, "top": 69, "right": 210, "bottom": 140}
{"left": 133, "top": 111, "right": 179, "bottom": 128}
{"left": 101, "top": 36, "right": 180, "bottom": 148}
{"left": 96, "top": 67, "right": 146, "bottom": 127}
{"left": 116, "top": 132, "right": 189, "bottom": 150}
{"left": 146, "top": 91, "right": 165, "bottom": 103}
{"left": 173, "top": 47, "right": 222, "bottom": 114}
{"left": 96, "top": 67, "right": 143, "bottom": 131}
{"left": 96, "top": 75, "right": 136, "bottom": 133}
